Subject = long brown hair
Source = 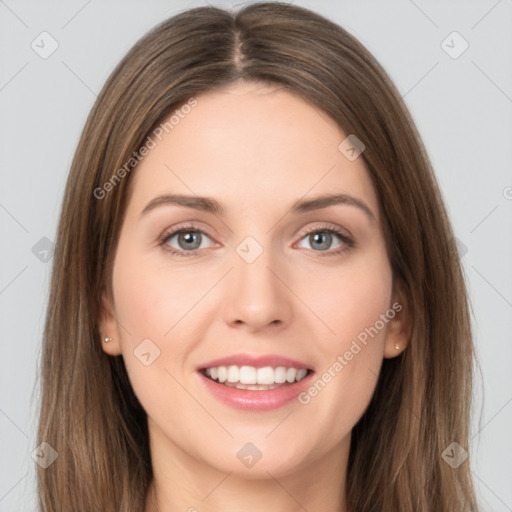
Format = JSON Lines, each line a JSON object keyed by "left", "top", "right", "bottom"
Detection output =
{"left": 36, "top": 3, "right": 479, "bottom": 510}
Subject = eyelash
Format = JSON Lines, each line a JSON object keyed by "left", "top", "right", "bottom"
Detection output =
{"left": 158, "top": 223, "right": 355, "bottom": 258}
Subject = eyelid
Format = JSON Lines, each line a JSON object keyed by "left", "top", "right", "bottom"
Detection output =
{"left": 296, "top": 222, "right": 353, "bottom": 240}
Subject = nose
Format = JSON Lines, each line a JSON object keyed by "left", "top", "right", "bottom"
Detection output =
{"left": 222, "top": 243, "right": 294, "bottom": 333}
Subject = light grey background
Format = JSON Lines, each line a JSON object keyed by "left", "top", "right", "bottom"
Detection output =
{"left": 1, "top": 0, "right": 511, "bottom": 510}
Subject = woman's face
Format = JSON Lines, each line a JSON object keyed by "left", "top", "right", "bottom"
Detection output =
{"left": 101, "top": 80, "right": 409, "bottom": 480}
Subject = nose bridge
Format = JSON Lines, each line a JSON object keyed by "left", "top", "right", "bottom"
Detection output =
{"left": 223, "top": 232, "right": 293, "bottom": 330}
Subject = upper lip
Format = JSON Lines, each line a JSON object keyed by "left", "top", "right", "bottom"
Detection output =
{"left": 198, "top": 353, "right": 312, "bottom": 371}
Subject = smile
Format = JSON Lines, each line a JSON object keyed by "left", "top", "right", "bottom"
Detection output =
{"left": 197, "top": 354, "right": 315, "bottom": 411}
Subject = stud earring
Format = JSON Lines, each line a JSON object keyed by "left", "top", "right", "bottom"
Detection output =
{"left": 104, "top": 337, "right": 112, "bottom": 343}
{"left": 394, "top": 343, "right": 400, "bottom": 350}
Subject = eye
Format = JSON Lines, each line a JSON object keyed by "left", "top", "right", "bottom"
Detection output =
{"left": 159, "top": 223, "right": 354, "bottom": 258}
{"left": 160, "top": 225, "right": 214, "bottom": 256}
{"left": 295, "top": 225, "right": 354, "bottom": 255}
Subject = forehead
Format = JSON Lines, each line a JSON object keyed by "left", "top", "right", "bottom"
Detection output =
{"left": 127, "top": 81, "right": 379, "bottom": 221}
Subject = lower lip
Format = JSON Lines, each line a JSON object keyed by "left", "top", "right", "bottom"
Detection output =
{"left": 198, "top": 371, "right": 314, "bottom": 411}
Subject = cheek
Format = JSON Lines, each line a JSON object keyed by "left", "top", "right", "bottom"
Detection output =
{"left": 111, "top": 253, "right": 191, "bottom": 428}
{"left": 334, "top": 271, "right": 392, "bottom": 347}
{"left": 110, "top": 248, "right": 216, "bottom": 403}
{"left": 293, "top": 250, "right": 392, "bottom": 432}
{"left": 303, "top": 247, "right": 393, "bottom": 356}
{"left": 112, "top": 248, "right": 205, "bottom": 341}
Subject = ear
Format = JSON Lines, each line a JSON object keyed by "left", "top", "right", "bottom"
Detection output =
{"left": 98, "top": 289, "right": 123, "bottom": 356}
{"left": 383, "top": 278, "right": 412, "bottom": 359}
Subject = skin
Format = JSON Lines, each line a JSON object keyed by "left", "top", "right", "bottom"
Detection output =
{"left": 100, "top": 80, "right": 411, "bottom": 512}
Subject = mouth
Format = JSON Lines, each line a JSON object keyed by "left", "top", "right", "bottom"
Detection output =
{"left": 197, "top": 354, "right": 315, "bottom": 411}
{"left": 200, "top": 365, "right": 312, "bottom": 391}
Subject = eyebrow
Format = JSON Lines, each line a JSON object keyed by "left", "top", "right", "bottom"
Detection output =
{"left": 140, "top": 193, "right": 375, "bottom": 222}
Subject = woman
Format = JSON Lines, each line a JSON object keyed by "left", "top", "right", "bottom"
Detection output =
{"left": 36, "top": 2, "right": 479, "bottom": 511}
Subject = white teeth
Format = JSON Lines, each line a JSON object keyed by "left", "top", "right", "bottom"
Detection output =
{"left": 203, "top": 365, "right": 309, "bottom": 386}
{"left": 227, "top": 365, "right": 239, "bottom": 383}
{"left": 239, "top": 366, "right": 257, "bottom": 384}
{"left": 286, "top": 368, "right": 297, "bottom": 383}
{"left": 223, "top": 382, "right": 283, "bottom": 390}
{"left": 256, "top": 366, "right": 274, "bottom": 385}
{"left": 296, "top": 368, "right": 307, "bottom": 381}
{"left": 217, "top": 366, "right": 228, "bottom": 383}
{"left": 274, "top": 366, "right": 287, "bottom": 383}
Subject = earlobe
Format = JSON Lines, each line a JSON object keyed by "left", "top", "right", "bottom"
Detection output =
{"left": 98, "top": 291, "right": 123, "bottom": 356}
{"left": 383, "top": 281, "right": 412, "bottom": 359}
{"left": 101, "top": 335, "right": 122, "bottom": 356}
